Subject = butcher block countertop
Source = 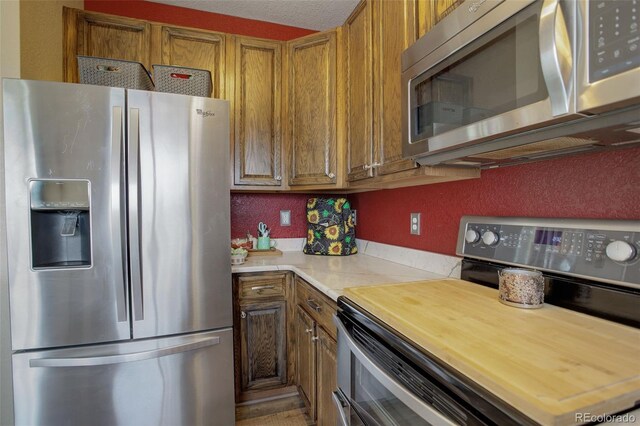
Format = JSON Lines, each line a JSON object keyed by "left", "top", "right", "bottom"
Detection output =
{"left": 344, "top": 279, "right": 640, "bottom": 426}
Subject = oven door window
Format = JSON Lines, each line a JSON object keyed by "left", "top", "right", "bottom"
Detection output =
{"left": 351, "top": 357, "right": 431, "bottom": 426}
{"left": 409, "top": 0, "right": 552, "bottom": 144}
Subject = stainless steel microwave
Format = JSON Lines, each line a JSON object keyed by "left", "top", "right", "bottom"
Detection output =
{"left": 402, "top": 0, "right": 640, "bottom": 168}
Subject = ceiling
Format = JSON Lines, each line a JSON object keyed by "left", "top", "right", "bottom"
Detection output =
{"left": 152, "top": 0, "right": 360, "bottom": 31}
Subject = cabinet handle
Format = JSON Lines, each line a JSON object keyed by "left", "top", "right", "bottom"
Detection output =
{"left": 275, "top": 175, "right": 282, "bottom": 181}
{"left": 363, "top": 164, "right": 371, "bottom": 170}
{"left": 371, "top": 162, "right": 381, "bottom": 168}
{"left": 311, "top": 336, "right": 319, "bottom": 342}
{"left": 241, "top": 311, "right": 246, "bottom": 319}
{"left": 251, "top": 285, "right": 275, "bottom": 291}
{"left": 305, "top": 328, "right": 313, "bottom": 334}
{"left": 328, "top": 172, "right": 336, "bottom": 179}
{"left": 306, "top": 299, "right": 321, "bottom": 313}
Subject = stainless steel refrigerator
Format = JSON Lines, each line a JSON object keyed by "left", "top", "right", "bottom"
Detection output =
{"left": 2, "top": 79, "right": 234, "bottom": 426}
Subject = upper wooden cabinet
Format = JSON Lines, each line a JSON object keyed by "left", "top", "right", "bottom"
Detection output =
{"left": 157, "top": 26, "right": 226, "bottom": 99}
{"left": 64, "top": 8, "right": 151, "bottom": 83}
{"left": 345, "top": 1, "right": 374, "bottom": 183}
{"left": 344, "top": 0, "right": 418, "bottom": 183}
{"left": 373, "top": 0, "right": 418, "bottom": 176}
{"left": 286, "top": 31, "right": 340, "bottom": 187}
{"left": 417, "top": 0, "right": 465, "bottom": 39}
{"left": 231, "top": 37, "right": 283, "bottom": 187}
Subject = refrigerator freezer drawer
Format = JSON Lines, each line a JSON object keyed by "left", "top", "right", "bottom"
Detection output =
{"left": 12, "top": 329, "right": 235, "bottom": 426}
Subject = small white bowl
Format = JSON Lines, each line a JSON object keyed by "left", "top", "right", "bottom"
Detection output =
{"left": 231, "top": 254, "right": 246, "bottom": 265}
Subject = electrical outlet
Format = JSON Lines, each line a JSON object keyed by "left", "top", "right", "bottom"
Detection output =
{"left": 280, "top": 210, "right": 291, "bottom": 226}
{"left": 352, "top": 210, "right": 357, "bottom": 226}
{"left": 410, "top": 213, "right": 421, "bottom": 235}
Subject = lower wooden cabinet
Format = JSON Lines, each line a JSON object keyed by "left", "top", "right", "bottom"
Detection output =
{"left": 295, "top": 305, "right": 317, "bottom": 419}
{"left": 316, "top": 326, "right": 338, "bottom": 426}
{"left": 232, "top": 271, "right": 339, "bottom": 424}
{"left": 239, "top": 299, "right": 286, "bottom": 391}
{"left": 233, "top": 272, "right": 292, "bottom": 401}
{"left": 295, "top": 277, "right": 338, "bottom": 425}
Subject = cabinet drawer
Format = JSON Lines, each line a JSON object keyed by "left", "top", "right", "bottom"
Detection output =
{"left": 296, "top": 277, "right": 337, "bottom": 340}
{"left": 237, "top": 273, "right": 286, "bottom": 300}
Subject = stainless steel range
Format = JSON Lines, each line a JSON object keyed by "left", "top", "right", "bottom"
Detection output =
{"left": 334, "top": 216, "right": 639, "bottom": 425}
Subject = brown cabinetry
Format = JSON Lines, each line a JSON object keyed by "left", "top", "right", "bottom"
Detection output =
{"left": 233, "top": 272, "right": 292, "bottom": 400}
{"left": 286, "top": 31, "right": 340, "bottom": 187}
{"left": 231, "top": 36, "right": 283, "bottom": 187}
{"left": 343, "top": 0, "right": 419, "bottom": 184}
{"left": 294, "top": 277, "right": 338, "bottom": 424}
{"left": 156, "top": 26, "right": 226, "bottom": 98}
{"left": 64, "top": 8, "right": 151, "bottom": 83}
{"left": 345, "top": 0, "right": 374, "bottom": 182}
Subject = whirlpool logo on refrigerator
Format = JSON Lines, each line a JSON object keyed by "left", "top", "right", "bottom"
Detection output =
{"left": 196, "top": 109, "right": 215, "bottom": 118}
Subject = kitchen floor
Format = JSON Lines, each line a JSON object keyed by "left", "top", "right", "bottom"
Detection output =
{"left": 235, "top": 408, "right": 309, "bottom": 426}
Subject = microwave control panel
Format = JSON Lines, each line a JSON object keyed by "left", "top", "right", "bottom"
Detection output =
{"left": 589, "top": 0, "right": 640, "bottom": 82}
{"left": 458, "top": 218, "right": 640, "bottom": 288}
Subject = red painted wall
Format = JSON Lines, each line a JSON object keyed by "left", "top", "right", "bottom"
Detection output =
{"left": 231, "top": 193, "right": 315, "bottom": 239}
{"left": 350, "top": 148, "right": 640, "bottom": 256}
{"left": 84, "top": 0, "right": 316, "bottom": 40}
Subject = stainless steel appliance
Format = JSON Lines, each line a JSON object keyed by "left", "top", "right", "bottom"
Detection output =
{"left": 401, "top": 0, "right": 640, "bottom": 168}
{"left": 2, "top": 79, "right": 234, "bottom": 425}
{"left": 335, "top": 216, "right": 639, "bottom": 425}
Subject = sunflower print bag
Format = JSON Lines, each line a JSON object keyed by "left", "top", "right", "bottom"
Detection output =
{"left": 303, "top": 198, "right": 357, "bottom": 256}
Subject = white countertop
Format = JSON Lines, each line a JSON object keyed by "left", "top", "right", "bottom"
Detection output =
{"left": 232, "top": 250, "right": 449, "bottom": 301}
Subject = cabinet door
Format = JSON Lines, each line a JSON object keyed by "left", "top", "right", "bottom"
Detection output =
{"left": 373, "top": 0, "right": 418, "bottom": 176}
{"left": 233, "top": 37, "right": 283, "bottom": 186}
{"left": 64, "top": 8, "right": 151, "bottom": 83}
{"left": 295, "top": 305, "right": 316, "bottom": 418}
{"left": 159, "top": 26, "right": 226, "bottom": 98}
{"left": 287, "top": 31, "right": 338, "bottom": 186}
{"left": 434, "top": 0, "right": 465, "bottom": 24}
{"left": 239, "top": 300, "right": 287, "bottom": 391}
{"left": 345, "top": 1, "right": 374, "bottom": 183}
{"left": 316, "top": 327, "right": 338, "bottom": 426}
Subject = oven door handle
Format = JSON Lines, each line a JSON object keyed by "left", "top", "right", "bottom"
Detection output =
{"left": 335, "top": 317, "right": 456, "bottom": 426}
{"left": 332, "top": 390, "right": 351, "bottom": 426}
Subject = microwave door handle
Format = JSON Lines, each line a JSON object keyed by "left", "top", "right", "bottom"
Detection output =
{"left": 128, "top": 108, "right": 144, "bottom": 321}
{"left": 539, "top": 0, "right": 573, "bottom": 116}
{"left": 334, "top": 318, "right": 456, "bottom": 426}
{"left": 111, "top": 106, "right": 127, "bottom": 322}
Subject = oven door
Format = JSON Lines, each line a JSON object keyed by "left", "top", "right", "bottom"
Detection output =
{"left": 334, "top": 317, "right": 464, "bottom": 426}
{"left": 402, "top": 0, "right": 578, "bottom": 159}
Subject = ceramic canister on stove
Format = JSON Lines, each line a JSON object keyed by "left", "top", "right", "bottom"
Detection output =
{"left": 498, "top": 268, "right": 544, "bottom": 309}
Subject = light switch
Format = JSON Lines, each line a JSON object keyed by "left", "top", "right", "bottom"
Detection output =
{"left": 280, "top": 210, "right": 291, "bottom": 227}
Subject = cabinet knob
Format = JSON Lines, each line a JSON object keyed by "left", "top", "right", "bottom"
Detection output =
{"left": 305, "top": 328, "right": 313, "bottom": 334}
{"left": 328, "top": 172, "right": 336, "bottom": 179}
{"left": 241, "top": 311, "right": 246, "bottom": 319}
{"left": 363, "top": 164, "right": 371, "bottom": 170}
{"left": 275, "top": 175, "right": 282, "bottom": 181}
{"left": 311, "top": 336, "right": 319, "bottom": 342}
{"left": 371, "top": 162, "right": 381, "bottom": 168}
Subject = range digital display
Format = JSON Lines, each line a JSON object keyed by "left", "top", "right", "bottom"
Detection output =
{"left": 534, "top": 229, "right": 563, "bottom": 246}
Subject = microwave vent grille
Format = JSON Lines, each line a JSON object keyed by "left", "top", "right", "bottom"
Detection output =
{"left": 468, "top": 137, "right": 596, "bottom": 161}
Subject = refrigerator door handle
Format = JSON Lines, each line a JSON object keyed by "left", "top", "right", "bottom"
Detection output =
{"left": 112, "top": 106, "right": 128, "bottom": 322}
{"left": 29, "top": 336, "right": 220, "bottom": 368}
{"left": 128, "top": 107, "right": 144, "bottom": 321}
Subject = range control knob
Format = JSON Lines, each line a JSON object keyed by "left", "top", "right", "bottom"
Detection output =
{"left": 605, "top": 240, "right": 637, "bottom": 262}
{"left": 465, "top": 229, "right": 480, "bottom": 244}
{"left": 482, "top": 231, "right": 500, "bottom": 246}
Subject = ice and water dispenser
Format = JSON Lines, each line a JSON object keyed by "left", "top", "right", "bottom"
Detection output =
{"left": 29, "top": 180, "right": 92, "bottom": 269}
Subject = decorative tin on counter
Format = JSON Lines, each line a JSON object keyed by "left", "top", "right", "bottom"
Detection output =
{"left": 77, "top": 56, "right": 154, "bottom": 90}
{"left": 303, "top": 198, "right": 357, "bottom": 256}
{"left": 498, "top": 268, "right": 544, "bottom": 309}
